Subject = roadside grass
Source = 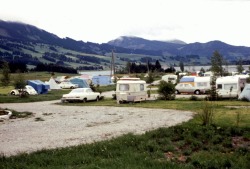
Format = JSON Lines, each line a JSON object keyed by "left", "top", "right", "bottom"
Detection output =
{"left": 0, "top": 90, "right": 69, "bottom": 103}
{"left": 0, "top": 86, "right": 13, "bottom": 95}
{"left": 0, "top": 98, "right": 249, "bottom": 168}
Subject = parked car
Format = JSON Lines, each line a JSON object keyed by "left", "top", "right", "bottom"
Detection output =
{"left": 61, "top": 88, "right": 100, "bottom": 103}
{"left": 10, "top": 85, "right": 38, "bottom": 95}
{"left": 59, "top": 81, "right": 78, "bottom": 89}
{"left": 175, "top": 83, "right": 207, "bottom": 95}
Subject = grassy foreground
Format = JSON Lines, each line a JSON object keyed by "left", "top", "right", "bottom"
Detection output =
{"left": 0, "top": 99, "right": 249, "bottom": 168}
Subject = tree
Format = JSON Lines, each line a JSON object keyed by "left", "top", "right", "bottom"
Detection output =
{"left": 157, "top": 80, "right": 176, "bottom": 100}
{"left": 179, "top": 61, "right": 184, "bottom": 72}
{"left": 210, "top": 50, "right": 224, "bottom": 77}
{"left": 237, "top": 57, "right": 244, "bottom": 73}
{"left": 13, "top": 70, "right": 26, "bottom": 89}
{"left": 0, "top": 61, "right": 11, "bottom": 87}
{"left": 13, "top": 70, "right": 27, "bottom": 97}
{"left": 207, "top": 75, "right": 219, "bottom": 101}
{"left": 146, "top": 71, "right": 154, "bottom": 84}
{"left": 125, "top": 61, "right": 131, "bottom": 74}
{"left": 155, "top": 60, "right": 162, "bottom": 71}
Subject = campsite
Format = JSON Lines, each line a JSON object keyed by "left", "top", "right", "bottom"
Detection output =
{"left": 0, "top": 70, "right": 249, "bottom": 168}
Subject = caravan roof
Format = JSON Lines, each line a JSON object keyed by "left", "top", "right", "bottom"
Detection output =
{"left": 216, "top": 76, "right": 240, "bottom": 83}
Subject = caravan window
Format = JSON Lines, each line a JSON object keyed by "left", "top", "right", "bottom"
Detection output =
{"left": 140, "top": 84, "right": 144, "bottom": 91}
{"left": 119, "top": 84, "right": 129, "bottom": 91}
{"left": 224, "top": 83, "right": 237, "bottom": 90}
{"left": 217, "top": 84, "right": 222, "bottom": 89}
{"left": 197, "top": 82, "right": 208, "bottom": 87}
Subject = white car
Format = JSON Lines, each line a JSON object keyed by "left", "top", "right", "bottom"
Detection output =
{"left": 175, "top": 83, "right": 207, "bottom": 95}
{"left": 61, "top": 88, "right": 101, "bottom": 103}
{"left": 10, "top": 85, "right": 38, "bottom": 95}
{"left": 59, "top": 81, "right": 78, "bottom": 89}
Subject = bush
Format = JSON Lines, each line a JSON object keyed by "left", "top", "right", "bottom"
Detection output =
{"left": 198, "top": 101, "right": 215, "bottom": 125}
{"left": 189, "top": 95, "right": 199, "bottom": 101}
{"left": 146, "top": 71, "right": 154, "bottom": 84}
{"left": 157, "top": 80, "right": 175, "bottom": 100}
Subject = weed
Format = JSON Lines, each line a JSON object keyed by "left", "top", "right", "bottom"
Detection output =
{"left": 198, "top": 101, "right": 215, "bottom": 125}
{"left": 35, "top": 117, "right": 44, "bottom": 121}
{"left": 235, "top": 111, "right": 242, "bottom": 127}
{"left": 9, "top": 110, "right": 33, "bottom": 119}
{"left": 42, "top": 113, "right": 53, "bottom": 116}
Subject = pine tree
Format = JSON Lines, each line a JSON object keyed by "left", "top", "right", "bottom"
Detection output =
{"left": 210, "top": 50, "right": 224, "bottom": 77}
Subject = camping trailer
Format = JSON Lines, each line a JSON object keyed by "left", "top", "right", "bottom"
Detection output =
{"left": 216, "top": 76, "right": 241, "bottom": 98}
{"left": 116, "top": 78, "right": 147, "bottom": 104}
{"left": 162, "top": 74, "right": 178, "bottom": 84}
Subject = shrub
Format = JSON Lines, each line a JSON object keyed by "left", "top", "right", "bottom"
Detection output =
{"left": 157, "top": 80, "right": 175, "bottom": 100}
{"left": 189, "top": 95, "right": 199, "bottom": 101}
{"left": 146, "top": 71, "right": 154, "bottom": 84}
{"left": 198, "top": 101, "right": 215, "bottom": 125}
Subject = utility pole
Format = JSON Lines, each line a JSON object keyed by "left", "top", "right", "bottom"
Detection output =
{"left": 110, "top": 50, "right": 115, "bottom": 78}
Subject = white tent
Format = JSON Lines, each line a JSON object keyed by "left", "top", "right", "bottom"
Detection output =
{"left": 238, "top": 84, "right": 250, "bottom": 101}
{"left": 46, "top": 77, "right": 61, "bottom": 90}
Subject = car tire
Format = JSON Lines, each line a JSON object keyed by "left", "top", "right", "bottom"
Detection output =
{"left": 70, "top": 86, "right": 74, "bottom": 89}
{"left": 194, "top": 90, "right": 200, "bottom": 95}
{"left": 10, "top": 91, "right": 16, "bottom": 95}
{"left": 175, "top": 90, "right": 180, "bottom": 94}
{"left": 96, "top": 96, "right": 99, "bottom": 101}
{"left": 83, "top": 98, "right": 87, "bottom": 103}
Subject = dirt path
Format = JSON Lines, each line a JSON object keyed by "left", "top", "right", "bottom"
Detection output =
{"left": 0, "top": 100, "right": 193, "bottom": 156}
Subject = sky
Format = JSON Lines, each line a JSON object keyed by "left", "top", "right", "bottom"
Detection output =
{"left": 1, "top": 0, "right": 250, "bottom": 47}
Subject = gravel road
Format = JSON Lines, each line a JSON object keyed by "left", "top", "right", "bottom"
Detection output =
{"left": 0, "top": 100, "right": 193, "bottom": 156}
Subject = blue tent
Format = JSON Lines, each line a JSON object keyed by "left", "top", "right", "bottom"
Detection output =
{"left": 27, "top": 80, "right": 50, "bottom": 94}
{"left": 69, "top": 78, "right": 89, "bottom": 88}
{"left": 92, "top": 76, "right": 111, "bottom": 86}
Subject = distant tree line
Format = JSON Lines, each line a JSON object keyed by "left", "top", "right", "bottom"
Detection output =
{"left": 76, "top": 65, "right": 103, "bottom": 71}
{"left": 32, "top": 63, "right": 77, "bottom": 74}
{"left": 0, "top": 60, "right": 27, "bottom": 73}
{"left": 126, "top": 60, "right": 175, "bottom": 73}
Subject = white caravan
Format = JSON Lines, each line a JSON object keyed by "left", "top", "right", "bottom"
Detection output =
{"left": 116, "top": 78, "right": 147, "bottom": 104}
{"left": 216, "top": 76, "right": 241, "bottom": 98}
{"left": 162, "top": 74, "right": 178, "bottom": 84}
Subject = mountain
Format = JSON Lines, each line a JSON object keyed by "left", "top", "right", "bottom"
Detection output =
{"left": 108, "top": 36, "right": 250, "bottom": 64}
{"left": 0, "top": 20, "right": 250, "bottom": 72}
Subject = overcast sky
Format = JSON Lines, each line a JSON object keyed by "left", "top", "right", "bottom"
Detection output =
{"left": 1, "top": 0, "right": 250, "bottom": 47}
